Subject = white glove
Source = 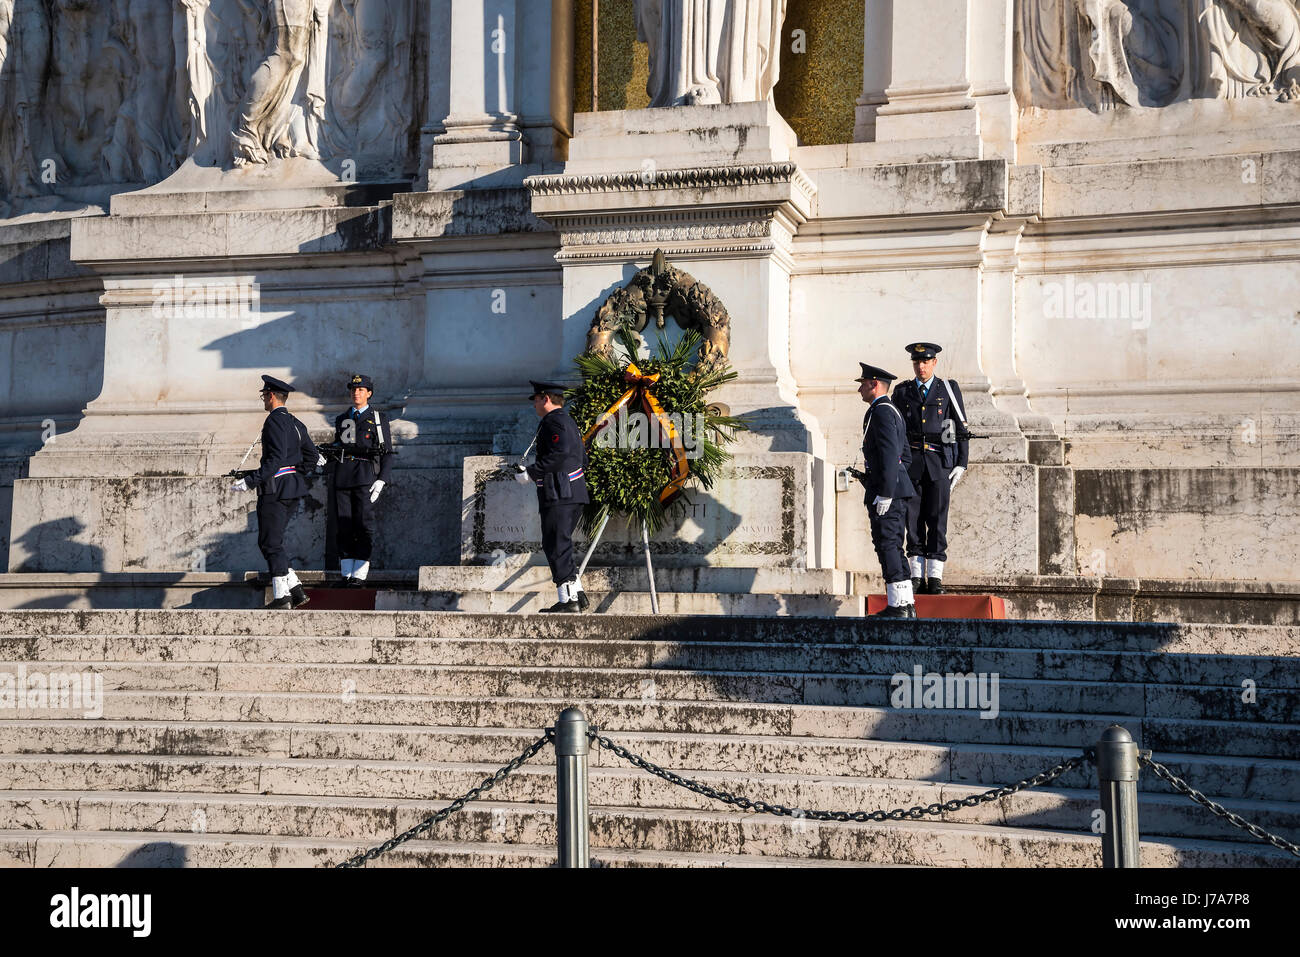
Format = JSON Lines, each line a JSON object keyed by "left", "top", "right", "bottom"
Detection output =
{"left": 316, "top": 454, "right": 326, "bottom": 468}
{"left": 872, "top": 495, "right": 892, "bottom": 516}
{"left": 513, "top": 465, "right": 532, "bottom": 485}
{"left": 229, "top": 478, "right": 249, "bottom": 492}
{"left": 368, "top": 480, "right": 385, "bottom": 503}
{"left": 949, "top": 466, "right": 966, "bottom": 488}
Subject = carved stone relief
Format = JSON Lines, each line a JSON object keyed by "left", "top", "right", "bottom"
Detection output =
{"left": 0, "top": 0, "right": 420, "bottom": 219}
{"left": 587, "top": 249, "right": 733, "bottom": 374}
{"left": 1016, "top": 0, "right": 1300, "bottom": 110}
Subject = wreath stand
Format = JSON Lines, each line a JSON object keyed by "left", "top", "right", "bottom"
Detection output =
{"left": 575, "top": 512, "right": 660, "bottom": 615}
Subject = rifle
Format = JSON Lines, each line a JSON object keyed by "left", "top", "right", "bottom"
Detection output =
{"left": 318, "top": 440, "right": 397, "bottom": 464}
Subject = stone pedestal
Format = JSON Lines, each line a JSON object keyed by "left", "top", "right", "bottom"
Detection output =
{"left": 461, "top": 453, "right": 816, "bottom": 569}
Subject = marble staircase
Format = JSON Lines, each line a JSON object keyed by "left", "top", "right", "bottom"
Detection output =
{"left": 0, "top": 611, "right": 1297, "bottom": 867}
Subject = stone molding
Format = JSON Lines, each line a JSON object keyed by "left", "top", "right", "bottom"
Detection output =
{"left": 525, "top": 161, "right": 815, "bottom": 202}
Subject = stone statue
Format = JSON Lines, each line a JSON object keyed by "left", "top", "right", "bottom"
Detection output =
{"left": 231, "top": 0, "right": 330, "bottom": 166}
{"left": 633, "top": 0, "right": 787, "bottom": 107}
{"left": 1199, "top": 0, "right": 1300, "bottom": 99}
{"left": 177, "top": 0, "right": 217, "bottom": 159}
{"left": 1015, "top": 0, "right": 1300, "bottom": 109}
{"left": 322, "top": 0, "right": 417, "bottom": 179}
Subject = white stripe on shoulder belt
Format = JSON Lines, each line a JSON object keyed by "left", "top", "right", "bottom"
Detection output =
{"left": 940, "top": 378, "right": 967, "bottom": 424}
{"left": 372, "top": 410, "right": 384, "bottom": 446}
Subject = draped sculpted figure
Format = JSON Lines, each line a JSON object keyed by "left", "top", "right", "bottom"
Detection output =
{"left": 1016, "top": 0, "right": 1300, "bottom": 109}
{"left": 231, "top": 0, "right": 330, "bottom": 166}
{"left": 633, "top": 0, "right": 787, "bottom": 107}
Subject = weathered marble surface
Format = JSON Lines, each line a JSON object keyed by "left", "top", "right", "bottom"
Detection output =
{"left": 460, "top": 453, "right": 814, "bottom": 569}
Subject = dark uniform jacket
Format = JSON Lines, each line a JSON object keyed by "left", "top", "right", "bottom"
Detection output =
{"left": 862, "top": 396, "right": 916, "bottom": 502}
{"left": 526, "top": 408, "right": 590, "bottom": 508}
{"left": 248, "top": 407, "right": 319, "bottom": 501}
{"left": 892, "top": 377, "right": 970, "bottom": 482}
{"left": 331, "top": 406, "right": 395, "bottom": 489}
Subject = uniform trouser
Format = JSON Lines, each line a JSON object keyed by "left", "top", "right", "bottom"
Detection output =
{"left": 334, "top": 485, "right": 375, "bottom": 561}
{"left": 256, "top": 496, "right": 298, "bottom": 577}
{"left": 540, "top": 503, "right": 584, "bottom": 585}
{"left": 869, "top": 496, "right": 911, "bottom": 584}
{"left": 906, "top": 468, "right": 950, "bottom": 562}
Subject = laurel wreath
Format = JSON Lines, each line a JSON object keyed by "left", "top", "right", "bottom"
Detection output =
{"left": 567, "top": 329, "right": 746, "bottom": 537}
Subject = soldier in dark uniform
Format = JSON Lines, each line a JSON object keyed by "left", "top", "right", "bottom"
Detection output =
{"left": 515, "top": 380, "right": 590, "bottom": 613}
{"left": 330, "top": 373, "right": 393, "bottom": 587}
{"left": 856, "top": 362, "right": 917, "bottom": 618}
{"left": 230, "top": 375, "right": 322, "bottom": 609}
{"left": 891, "top": 342, "right": 969, "bottom": 595}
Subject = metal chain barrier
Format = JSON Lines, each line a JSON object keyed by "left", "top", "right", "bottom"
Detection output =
{"left": 591, "top": 730, "right": 1094, "bottom": 824}
{"left": 1139, "top": 753, "right": 1300, "bottom": 859}
{"left": 334, "top": 730, "right": 554, "bottom": 868}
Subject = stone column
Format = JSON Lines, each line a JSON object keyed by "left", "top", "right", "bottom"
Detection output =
{"left": 864, "top": 0, "right": 1017, "bottom": 158}
{"left": 854, "top": 0, "right": 892, "bottom": 142}
{"left": 969, "top": 0, "right": 1017, "bottom": 160}
{"left": 423, "top": 0, "right": 572, "bottom": 190}
{"left": 425, "top": 0, "right": 528, "bottom": 190}
{"left": 873, "top": 0, "right": 979, "bottom": 144}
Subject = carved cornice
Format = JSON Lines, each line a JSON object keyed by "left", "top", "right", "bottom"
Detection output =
{"left": 555, "top": 242, "right": 776, "bottom": 263}
{"left": 525, "top": 162, "right": 815, "bottom": 200}
{"left": 557, "top": 210, "right": 774, "bottom": 247}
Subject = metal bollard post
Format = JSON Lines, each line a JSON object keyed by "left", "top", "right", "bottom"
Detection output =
{"left": 554, "top": 708, "right": 590, "bottom": 868}
{"left": 1096, "top": 725, "right": 1141, "bottom": 867}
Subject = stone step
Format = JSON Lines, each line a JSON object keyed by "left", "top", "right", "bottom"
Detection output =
{"left": 385, "top": 590, "right": 866, "bottom": 616}
{"left": 417, "top": 565, "right": 855, "bottom": 595}
{"left": 0, "top": 829, "right": 876, "bottom": 868}
{"left": 1, "top": 611, "right": 1295, "bottom": 658}
{"left": 3, "top": 788, "right": 1298, "bottom": 860}
{"left": 925, "top": 575, "right": 1300, "bottom": 627}
{"left": 0, "top": 808, "right": 1292, "bottom": 868}
{"left": 1, "top": 722, "right": 1294, "bottom": 802}
{"left": 6, "top": 691, "right": 1296, "bottom": 757}
{"left": 4, "top": 659, "right": 1295, "bottom": 723}
{"left": 7, "top": 636, "right": 1295, "bottom": 693}
{"left": 2, "top": 757, "right": 1296, "bottom": 846}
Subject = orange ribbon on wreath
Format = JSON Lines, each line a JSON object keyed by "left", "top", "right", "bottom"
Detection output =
{"left": 582, "top": 362, "right": 691, "bottom": 505}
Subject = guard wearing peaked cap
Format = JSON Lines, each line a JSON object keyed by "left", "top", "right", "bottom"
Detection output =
{"left": 516, "top": 380, "right": 590, "bottom": 613}
{"left": 855, "top": 362, "right": 917, "bottom": 618}
{"left": 891, "top": 342, "right": 969, "bottom": 594}
{"left": 328, "top": 373, "right": 394, "bottom": 587}
{"left": 229, "top": 375, "right": 322, "bottom": 609}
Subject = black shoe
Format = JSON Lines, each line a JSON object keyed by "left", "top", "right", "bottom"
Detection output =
{"left": 289, "top": 585, "right": 310, "bottom": 609}
{"left": 345, "top": 578, "right": 367, "bottom": 589}
{"left": 926, "top": 578, "right": 944, "bottom": 595}
{"left": 574, "top": 590, "right": 589, "bottom": 612}
{"left": 540, "top": 600, "right": 580, "bottom": 613}
{"left": 911, "top": 576, "right": 923, "bottom": 594}
{"left": 870, "top": 604, "right": 912, "bottom": 618}
{"left": 266, "top": 596, "right": 292, "bottom": 610}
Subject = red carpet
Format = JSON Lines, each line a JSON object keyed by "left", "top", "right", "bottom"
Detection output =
{"left": 865, "top": 594, "right": 1006, "bottom": 619}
